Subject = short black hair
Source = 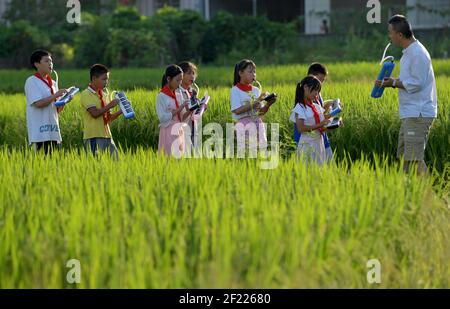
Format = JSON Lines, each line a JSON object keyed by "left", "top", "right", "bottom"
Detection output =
{"left": 307, "top": 62, "right": 327, "bottom": 76}
{"left": 90, "top": 64, "right": 109, "bottom": 81}
{"left": 388, "top": 15, "right": 413, "bottom": 39}
{"left": 30, "top": 50, "right": 51, "bottom": 70}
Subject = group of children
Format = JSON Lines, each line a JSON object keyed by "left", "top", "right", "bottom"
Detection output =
{"left": 25, "top": 49, "right": 338, "bottom": 164}
{"left": 155, "top": 59, "right": 338, "bottom": 164}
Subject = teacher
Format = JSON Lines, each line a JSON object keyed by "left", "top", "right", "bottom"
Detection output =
{"left": 375, "top": 15, "right": 438, "bottom": 174}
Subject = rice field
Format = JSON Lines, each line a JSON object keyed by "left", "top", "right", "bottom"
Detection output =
{"left": 0, "top": 62, "right": 448, "bottom": 288}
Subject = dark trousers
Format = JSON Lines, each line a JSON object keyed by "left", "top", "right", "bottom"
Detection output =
{"left": 34, "top": 141, "right": 59, "bottom": 155}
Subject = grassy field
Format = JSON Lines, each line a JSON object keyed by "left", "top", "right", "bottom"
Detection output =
{"left": 0, "top": 150, "right": 448, "bottom": 288}
{"left": 0, "top": 62, "right": 448, "bottom": 288}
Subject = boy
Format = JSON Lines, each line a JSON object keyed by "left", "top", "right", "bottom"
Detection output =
{"left": 80, "top": 64, "right": 122, "bottom": 158}
{"left": 294, "top": 62, "right": 333, "bottom": 161}
{"left": 25, "top": 50, "right": 67, "bottom": 154}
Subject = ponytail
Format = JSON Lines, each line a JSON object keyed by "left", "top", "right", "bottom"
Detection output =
{"left": 294, "top": 76, "right": 322, "bottom": 108}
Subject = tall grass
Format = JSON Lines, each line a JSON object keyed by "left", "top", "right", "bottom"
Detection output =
{"left": 0, "top": 149, "right": 448, "bottom": 288}
{"left": 1, "top": 60, "right": 450, "bottom": 93}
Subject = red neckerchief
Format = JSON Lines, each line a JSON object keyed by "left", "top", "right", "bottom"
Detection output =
{"left": 236, "top": 83, "right": 252, "bottom": 92}
{"left": 304, "top": 99, "right": 321, "bottom": 125}
{"left": 161, "top": 86, "right": 181, "bottom": 122}
{"left": 34, "top": 72, "right": 54, "bottom": 95}
{"left": 89, "top": 84, "right": 110, "bottom": 126}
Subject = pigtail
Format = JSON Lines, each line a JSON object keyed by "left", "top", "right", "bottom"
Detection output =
{"left": 233, "top": 63, "right": 240, "bottom": 86}
{"left": 161, "top": 73, "right": 167, "bottom": 88}
{"left": 294, "top": 81, "right": 305, "bottom": 108}
{"left": 295, "top": 76, "right": 322, "bottom": 108}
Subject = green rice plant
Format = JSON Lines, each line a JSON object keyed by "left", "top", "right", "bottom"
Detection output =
{"left": 0, "top": 149, "right": 448, "bottom": 288}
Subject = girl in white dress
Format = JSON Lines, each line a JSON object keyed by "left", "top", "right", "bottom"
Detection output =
{"left": 156, "top": 65, "right": 189, "bottom": 157}
{"left": 289, "top": 76, "right": 331, "bottom": 164}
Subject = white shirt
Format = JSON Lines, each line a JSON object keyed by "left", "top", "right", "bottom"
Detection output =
{"left": 230, "top": 85, "right": 261, "bottom": 121}
{"left": 156, "top": 91, "right": 187, "bottom": 128}
{"left": 398, "top": 40, "right": 437, "bottom": 119}
{"left": 290, "top": 102, "right": 325, "bottom": 139}
{"left": 24, "top": 75, "right": 61, "bottom": 144}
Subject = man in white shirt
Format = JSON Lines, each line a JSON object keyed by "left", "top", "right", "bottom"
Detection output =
{"left": 375, "top": 15, "right": 437, "bottom": 174}
{"left": 25, "top": 50, "right": 67, "bottom": 154}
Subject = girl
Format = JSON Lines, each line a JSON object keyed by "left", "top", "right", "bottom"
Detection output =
{"left": 156, "top": 65, "right": 189, "bottom": 157}
{"left": 290, "top": 76, "right": 331, "bottom": 164}
{"left": 177, "top": 61, "right": 199, "bottom": 148}
{"left": 294, "top": 62, "right": 334, "bottom": 162}
{"left": 230, "top": 59, "right": 276, "bottom": 152}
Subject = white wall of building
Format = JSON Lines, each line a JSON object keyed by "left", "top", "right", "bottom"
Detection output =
{"left": 136, "top": 0, "right": 156, "bottom": 16}
{"left": 180, "top": 0, "right": 201, "bottom": 10}
{"left": 304, "top": 0, "right": 330, "bottom": 34}
{"left": 407, "top": 0, "right": 450, "bottom": 29}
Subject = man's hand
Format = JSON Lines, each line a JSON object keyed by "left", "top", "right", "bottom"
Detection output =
{"left": 375, "top": 77, "right": 395, "bottom": 88}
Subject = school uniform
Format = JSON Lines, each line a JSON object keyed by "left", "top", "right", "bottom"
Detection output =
{"left": 230, "top": 84, "right": 267, "bottom": 149}
{"left": 156, "top": 86, "right": 187, "bottom": 157}
{"left": 24, "top": 73, "right": 61, "bottom": 151}
{"left": 290, "top": 101, "right": 327, "bottom": 164}
{"left": 293, "top": 93, "right": 333, "bottom": 161}
{"left": 80, "top": 85, "right": 118, "bottom": 158}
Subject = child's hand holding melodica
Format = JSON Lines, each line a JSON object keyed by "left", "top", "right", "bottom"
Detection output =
{"left": 258, "top": 92, "right": 277, "bottom": 116}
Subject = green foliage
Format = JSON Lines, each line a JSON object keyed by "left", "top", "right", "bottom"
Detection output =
{"left": 105, "top": 7, "right": 162, "bottom": 67}
{"left": 73, "top": 13, "right": 111, "bottom": 67}
{"left": 0, "top": 20, "right": 51, "bottom": 68}
{"left": 110, "top": 5, "right": 143, "bottom": 30}
{"left": 152, "top": 7, "right": 207, "bottom": 62}
{"left": 0, "top": 4, "right": 449, "bottom": 68}
{"left": 106, "top": 28, "right": 162, "bottom": 68}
